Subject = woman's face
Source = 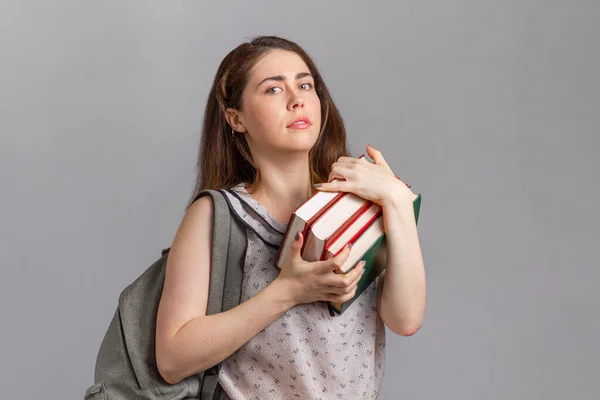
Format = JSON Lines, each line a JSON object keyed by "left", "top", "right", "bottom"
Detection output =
{"left": 228, "top": 49, "right": 322, "bottom": 156}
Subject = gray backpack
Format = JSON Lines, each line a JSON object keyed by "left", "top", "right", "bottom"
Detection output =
{"left": 85, "top": 189, "right": 247, "bottom": 400}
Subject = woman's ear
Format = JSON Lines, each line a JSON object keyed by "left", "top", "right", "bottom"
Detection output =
{"left": 225, "top": 108, "right": 247, "bottom": 133}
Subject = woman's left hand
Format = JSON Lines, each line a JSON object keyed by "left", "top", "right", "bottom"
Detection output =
{"left": 314, "top": 144, "right": 417, "bottom": 209}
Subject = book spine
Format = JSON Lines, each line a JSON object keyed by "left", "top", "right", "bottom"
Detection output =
{"left": 275, "top": 214, "right": 303, "bottom": 267}
{"left": 324, "top": 200, "right": 373, "bottom": 249}
{"left": 304, "top": 191, "right": 345, "bottom": 227}
{"left": 323, "top": 207, "right": 383, "bottom": 260}
{"left": 275, "top": 176, "right": 349, "bottom": 266}
{"left": 301, "top": 192, "right": 355, "bottom": 262}
{"left": 315, "top": 200, "right": 372, "bottom": 261}
{"left": 275, "top": 191, "right": 351, "bottom": 267}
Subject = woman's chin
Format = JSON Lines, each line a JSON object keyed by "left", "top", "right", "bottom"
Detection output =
{"left": 283, "top": 132, "right": 318, "bottom": 149}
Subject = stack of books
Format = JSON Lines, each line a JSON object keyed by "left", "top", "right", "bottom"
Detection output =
{"left": 275, "top": 158, "right": 422, "bottom": 315}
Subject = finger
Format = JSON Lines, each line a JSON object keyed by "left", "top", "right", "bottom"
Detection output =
{"left": 326, "top": 283, "right": 356, "bottom": 295}
{"left": 326, "top": 260, "right": 365, "bottom": 290}
{"left": 328, "top": 166, "right": 347, "bottom": 182}
{"left": 348, "top": 261, "right": 366, "bottom": 286}
{"left": 329, "top": 165, "right": 355, "bottom": 182}
{"left": 290, "top": 231, "right": 304, "bottom": 259}
{"left": 315, "top": 242, "right": 352, "bottom": 274}
{"left": 324, "top": 286, "right": 358, "bottom": 304}
{"left": 327, "top": 260, "right": 365, "bottom": 288}
{"left": 313, "top": 179, "right": 352, "bottom": 193}
{"left": 328, "top": 173, "right": 345, "bottom": 182}
{"left": 336, "top": 156, "right": 361, "bottom": 164}
{"left": 332, "top": 160, "right": 360, "bottom": 171}
{"left": 366, "top": 144, "right": 390, "bottom": 168}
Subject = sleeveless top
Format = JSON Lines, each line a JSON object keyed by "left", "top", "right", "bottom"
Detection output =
{"left": 217, "top": 183, "right": 386, "bottom": 400}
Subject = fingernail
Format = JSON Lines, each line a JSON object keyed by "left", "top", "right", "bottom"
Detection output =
{"left": 348, "top": 243, "right": 353, "bottom": 250}
{"left": 313, "top": 183, "right": 322, "bottom": 188}
{"left": 295, "top": 231, "right": 300, "bottom": 241}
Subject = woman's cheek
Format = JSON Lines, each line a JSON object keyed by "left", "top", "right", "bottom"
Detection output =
{"left": 256, "top": 108, "right": 281, "bottom": 133}
{"left": 245, "top": 102, "right": 273, "bottom": 133}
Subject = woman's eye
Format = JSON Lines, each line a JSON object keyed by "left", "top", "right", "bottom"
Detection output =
{"left": 300, "top": 83, "right": 313, "bottom": 90}
{"left": 267, "top": 87, "right": 282, "bottom": 94}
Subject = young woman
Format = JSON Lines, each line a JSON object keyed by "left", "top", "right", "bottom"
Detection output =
{"left": 155, "top": 35, "right": 426, "bottom": 400}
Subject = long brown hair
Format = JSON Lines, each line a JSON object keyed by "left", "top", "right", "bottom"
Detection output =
{"left": 187, "top": 35, "right": 350, "bottom": 210}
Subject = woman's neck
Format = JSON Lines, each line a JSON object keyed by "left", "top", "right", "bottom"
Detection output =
{"left": 245, "top": 156, "right": 317, "bottom": 224}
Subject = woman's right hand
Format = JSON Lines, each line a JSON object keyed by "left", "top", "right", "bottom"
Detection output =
{"left": 273, "top": 231, "right": 366, "bottom": 306}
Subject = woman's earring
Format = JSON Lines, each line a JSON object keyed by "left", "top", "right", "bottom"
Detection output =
{"left": 231, "top": 128, "right": 235, "bottom": 137}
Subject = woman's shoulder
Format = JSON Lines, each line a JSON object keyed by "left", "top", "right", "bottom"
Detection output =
{"left": 179, "top": 196, "right": 214, "bottom": 244}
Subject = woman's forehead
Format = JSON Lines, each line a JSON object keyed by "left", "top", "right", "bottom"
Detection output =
{"left": 249, "top": 50, "right": 311, "bottom": 82}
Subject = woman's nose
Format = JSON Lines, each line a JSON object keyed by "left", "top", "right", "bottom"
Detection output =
{"left": 288, "top": 93, "right": 305, "bottom": 110}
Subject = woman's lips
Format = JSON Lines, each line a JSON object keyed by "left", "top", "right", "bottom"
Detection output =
{"left": 288, "top": 120, "right": 311, "bottom": 130}
{"left": 287, "top": 116, "right": 311, "bottom": 130}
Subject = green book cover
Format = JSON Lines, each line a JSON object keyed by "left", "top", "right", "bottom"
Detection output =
{"left": 328, "top": 193, "right": 421, "bottom": 315}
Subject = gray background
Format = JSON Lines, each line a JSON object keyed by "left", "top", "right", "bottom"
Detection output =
{"left": 1, "top": 1, "right": 598, "bottom": 399}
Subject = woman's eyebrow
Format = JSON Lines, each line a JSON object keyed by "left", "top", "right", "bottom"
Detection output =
{"left": 256, "top": 72, "right": 313, "bottom": 88}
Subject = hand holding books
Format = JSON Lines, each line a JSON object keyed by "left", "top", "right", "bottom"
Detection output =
{"left": 315, "top": 144, "right": 415, "bottom": 210}
{"left": 272, "top": 231, "right": 367, "bottom": 307}
{"left": 275, "top": 146, "right": 422, "bottom": 314}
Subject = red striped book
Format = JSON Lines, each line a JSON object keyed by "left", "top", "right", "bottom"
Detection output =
{"left": 274, "top": 178, "right": 345, "bottom": 268}
{"left": 320, "top": 202, "right": 382, "bottom": 260}
{"left": 301, "top": 193, "right": 372, "bottom": 262}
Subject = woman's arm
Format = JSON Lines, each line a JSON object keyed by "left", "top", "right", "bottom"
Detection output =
{"left": 377, "top": 193, "right": 426, "bottom": 336}
{"left": 155, "top": 196, "right": 294, "bottom": 384}
{"left": 313, "top": 145, "right": 427, "bottom": 337}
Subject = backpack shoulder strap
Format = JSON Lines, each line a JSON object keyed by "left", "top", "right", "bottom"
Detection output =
{"left": 217, "top": 189, "right": 246, "bottom": 313}
{"left": 193, "top": 189, "right": 245, "bottom": 315}
{"left": 193, "top": 189, "right": 246, "bottom": 400}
